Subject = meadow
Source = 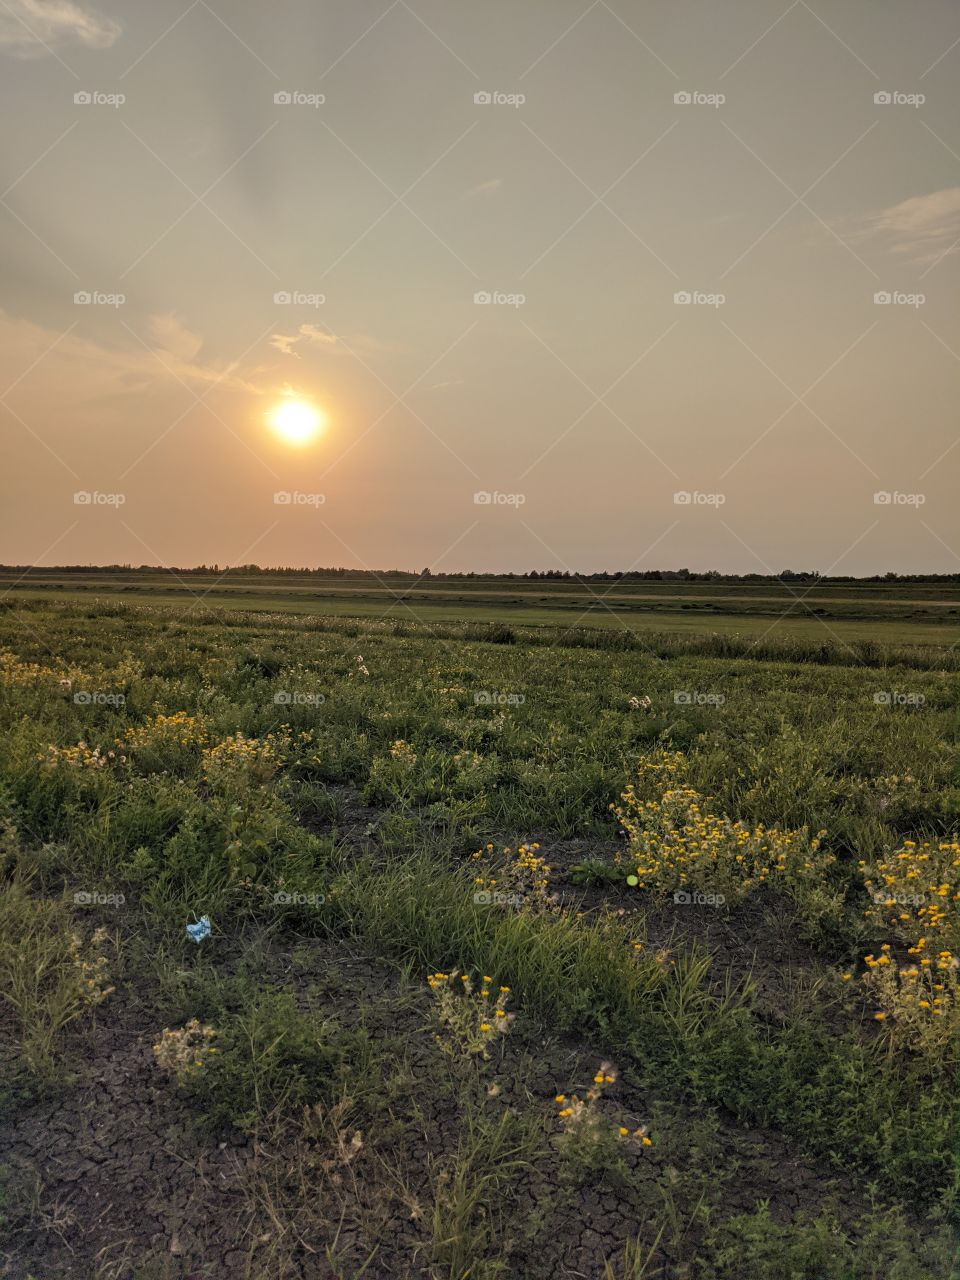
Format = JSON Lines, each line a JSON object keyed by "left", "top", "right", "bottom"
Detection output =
{"left": 0, "top": 594, "right": 958, "bottom": 1278}
{"left": 4, "top": 568, "right": 960, "bottom": 650}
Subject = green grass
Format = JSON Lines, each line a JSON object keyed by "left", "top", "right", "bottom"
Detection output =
{"left": 4, "top": 566, "right": 960, "bottom": 648}
{"left": 0, "top": 597, "right": 957, "bottom": 1278}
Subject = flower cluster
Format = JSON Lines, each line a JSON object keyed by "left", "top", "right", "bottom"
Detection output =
{"left": 41, "top": 742, "right": 122, "bottom": 770}
{"left": 153, "top": 1018, "right": 218, "bottom": 1082}
{"left": 426, "top": 970, "right": 513, "bottom": 1059}
{"left": 623, "top": 749, "right": 687, "bottom": 796}
{"left": 69, "top": 926, "right": 115, "bottom": 1005}
{"left": 0, "top": 651, "right": 77, "bottom": 689}
{"left": 354, "top": 655, "right": 370, "bottom": 678}
{"left": 855, "top": 839, "right": 960, "bottom": 1048}
{"left": 628, "top": 695, "right": 652, "bottom": 712}
{"left": 554, "top": 1062, "right": 651, "bottom": 1171}
{"left": 201, "top": 728, "right": 298, "bottom": 787}
{"left": 119, "top": 711, "right": 207, "bottom": 754}
{"left": 613, "top": 758, "right": 829, "bottom": 905}
{"left": 388, "top": 739, "right": 418, "bottom": 767}
{"left": 854, "top": 944, "right": 960, "bottom": 1052}
{"left": 860, "top": 840, "right": 960, "bottom": 950}
{"left": 859, "top": 772, "right": 920, "bottom": 812}
{"left": 451, "top": 749, "right": 483, "bottom": 772}
{"left": 470, "top": 842, "right": 557, "bottom": 912}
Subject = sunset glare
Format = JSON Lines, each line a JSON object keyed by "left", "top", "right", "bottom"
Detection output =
{"left": 266, "top": 399, "right": 324, "bottom": 446}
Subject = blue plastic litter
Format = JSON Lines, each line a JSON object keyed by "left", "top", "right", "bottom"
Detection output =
{"left": 186, "top": 915, "right": 211, "bottom": 944}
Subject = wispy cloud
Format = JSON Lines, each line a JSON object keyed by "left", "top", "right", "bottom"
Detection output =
{"left": 270, "top": 325, "right": 403, "bottom": 358}
{"left": 859, "top": 187, "right": 960, "bottom": 266}
{"left": 0, "top": 0, "right": 121, "bottom": 56}
{"left": 270, "top": 325, "right": 339, "bottom": 357}
{"left": 463, "top": 177, "right": 502, "bottom": 199}
{"left": 149, "top": 313, "right": 203, "bottom": 364}
{"left": 0, "top": 310, "right": 260, "bottom": 403}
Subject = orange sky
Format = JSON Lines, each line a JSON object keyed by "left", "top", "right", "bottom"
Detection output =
{"left": 2, "top": 0, "right": 959, "bottom": 574}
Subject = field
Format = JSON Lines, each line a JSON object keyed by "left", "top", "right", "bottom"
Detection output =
{"left": 4, "top": 569, "right": 960, "bottom": 649}
{"left": 0, "top": 593, "right": 958, "bottom": 1279}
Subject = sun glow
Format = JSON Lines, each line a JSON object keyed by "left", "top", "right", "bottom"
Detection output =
{"left": 266, "top": 398, "right": 324, "bottom": 445}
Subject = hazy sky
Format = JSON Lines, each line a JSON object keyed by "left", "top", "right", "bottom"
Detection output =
{"left": 2, "top": 0, "right": 959, "bottom": 574}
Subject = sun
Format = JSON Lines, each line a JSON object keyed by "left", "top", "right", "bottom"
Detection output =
{"left": 266, "top": 398, "right": 324, "bottom": 445}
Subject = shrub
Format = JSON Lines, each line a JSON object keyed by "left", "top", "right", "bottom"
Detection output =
{"left": 156, "top": 991, "right": 352, "bottom": 1133}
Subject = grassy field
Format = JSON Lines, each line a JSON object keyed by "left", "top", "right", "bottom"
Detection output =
{"left": 3, "top": 569, "right": 960, "bottom": 652}
{"left": 0, "top": 595, "right": 958, "bottom": 1278}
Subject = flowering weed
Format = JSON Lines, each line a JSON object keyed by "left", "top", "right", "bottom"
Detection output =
{"left": 613, "top": 753, "right": 831, "bottom": 906}
{"left": 0, "top": 882, "right": 115, "bottom": 1077}
{"left": 153, "top": 1018, "right": 218, "bottom": 1083}
{"left": 426, "top": 970, "right": 514, "bottom": 1060}
{"left": 554, "top": 1062, "right": 651, "bottom": 1175}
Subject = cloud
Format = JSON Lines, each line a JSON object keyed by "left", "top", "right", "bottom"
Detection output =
{"left": 0, "top": 309, "right": 260, "bottom": 404}
{"left": 268, "top": 326, "right": 402, "bottom": 359}
{"left": 860, "top": 187, "right": 960, "bottom": 266}
{"left": 463, "top": 178, "right": 502, "bottom": 199}
{"left": 270, "top": 325, "right": 339, "bottom": 357}
{"left": 0, "top": 0, "right": 121, "bottom": 55}
{"left": 149, "top": 313, "right": 203, "bottom": 364}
